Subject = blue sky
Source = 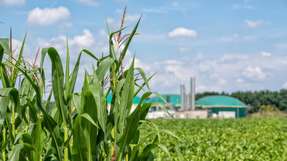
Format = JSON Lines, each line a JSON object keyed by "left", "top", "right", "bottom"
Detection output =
{"left": 1, "top": 0, "right": 287, "bottom": 93}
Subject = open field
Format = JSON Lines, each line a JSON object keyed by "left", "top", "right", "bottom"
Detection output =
{"left": 140, "top": 117, "right": 287, "bottom": 161}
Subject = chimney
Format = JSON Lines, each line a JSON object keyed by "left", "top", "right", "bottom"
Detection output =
{"left": 180, "top": 84, "right": 186, "bottom": 110}
{"left": 189, "top": 77, "right": 196, "bottom": 110}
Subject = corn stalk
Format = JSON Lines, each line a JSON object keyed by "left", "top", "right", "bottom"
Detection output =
{"left": 0, "top": 16, "right": 158, "bottom": 161}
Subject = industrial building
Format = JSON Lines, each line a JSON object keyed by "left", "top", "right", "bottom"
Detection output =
{"left": 107, "top": 77, "right": 248, "bottom": 119}
{"left": 146, "top": 77, "right": 248, "bottom": 119}
{"left": 196, "top": 95, "right": 247, "bottom": 118}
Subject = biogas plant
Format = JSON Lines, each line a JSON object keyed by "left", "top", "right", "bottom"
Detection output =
{"left": 146, "top": 77, "right": 248, "bottom": 119}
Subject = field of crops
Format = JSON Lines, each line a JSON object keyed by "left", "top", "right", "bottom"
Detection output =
{"left": 140, "top": 117, "right": 287, "bottom": 161}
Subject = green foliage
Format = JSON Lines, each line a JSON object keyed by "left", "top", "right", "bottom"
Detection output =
{"left": 0, "top": 19, "right": 156, "bottom": 161}
{"left": 259, "top": 105, "right": 280, "bottom": 113}
{"left": 141, "top": 118, "right": 287, "bottom": 161}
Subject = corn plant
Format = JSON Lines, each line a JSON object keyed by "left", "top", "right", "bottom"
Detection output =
{"left": 0, "top": 17, "right": 158, "bottom": 161}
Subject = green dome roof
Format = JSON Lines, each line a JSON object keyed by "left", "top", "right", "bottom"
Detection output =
{"left": 196, "top": 95, "right": 247, "bottom": 108}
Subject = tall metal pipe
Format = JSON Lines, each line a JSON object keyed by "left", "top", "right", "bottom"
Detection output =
{"left": 189, "top": 77, "right": 196, "bottom": 110}
{"left": 180, "top": 84, "right": 186, "bottom": 110}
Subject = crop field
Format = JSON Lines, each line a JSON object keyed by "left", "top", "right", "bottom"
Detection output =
{"left": 140, "top": 117, "right": 287, "bottom": 161}
{"left": 1, "top": 7, "right": 286, "bottom": 161}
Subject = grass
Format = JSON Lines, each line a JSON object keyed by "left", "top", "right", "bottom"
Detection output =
{"left": 140, "top": 117, "right": 287, "bottom": 161}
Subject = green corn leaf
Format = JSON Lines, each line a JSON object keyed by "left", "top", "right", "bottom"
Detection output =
{"left": 31, "top": 119, "right": 44, "bottom": 161}
{"left": 65, "top": 38, "right": 70, "bottom": 85}
{"left": 115, "top": 59, "right": 135, "bottom": 137}
{"left": 134, "top": 73, "right": 154, "bottom": 97}
{"left": 0, "top": 63, "right": 11, "bottom": 88}
{"left": 0, "top": 38, "right": 10, "bottom": 55}
{"left": 118, "top": 18, "right": 141, "bottom": 68}
{"left": 72, "top": 115, "right": 93, "bottom": 161}
{"left": 0, "top": 44, "right": 11, "bottom": 88}
{"left": 80, "top": 113, "right": 99, "bottom": 129}
{"left": 65, "top": 49, "right": 97, "bottom": 103}
{"left": 95, "top": 57, "right": 114, "bottom": 81}
{"left": 0, "top": 43, "right": 4, "bottom": 62}
{"left": 81, "top": 49, "right": 98, "bottom": 60}
{"left": 47, "top": 47, "right": 67, "bottom": 124}
{"left": 11, "top": 34, "right": 27, "bottom": 86}
{"left": 135, "top": 67, "right": 151, "bottom": 89}
{"left": 14, "top": 64, "right": 62, "bottom": 161}
{"left": 0, "top": 88, "right": 19, "bottom": 126}
{"left": 8, "top": 144, "right": 24, "bottom": 161}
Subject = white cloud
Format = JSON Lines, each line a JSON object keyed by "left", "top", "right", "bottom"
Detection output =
{"left": 11, "top": 39, "right": 22, "bottom": 53}
{"left": 245, "top": 20, "right": 263, "bottom": 28}
{"left": 168, "top": 27, "right": 198, "bottom": 38}
{"left": 135, "top": 58, "right": 151, "bottom": 71}
{"left": 0, "top": 0, "right": 25, "bottom": 6}
{"left": 178, "top": 47, "right": 191, "bottom": 53}
{"left": 27, "top": 7, "right": 70, "bottom": 26}
{"left": 283, "top": 82, "right": 287, "bottom": 89}
{"left": 236, "top": 78, "right": 244, "bottom": 83}
{"left": 134, "top": 51, "right": 287, "bottom": 93}
{"left": 274, "top": 43, "right": 287, "bottom": 50}
{"left": 78, "top": 0, "right": 98, "bottom": 5}
{"left": 70, "top": 29, "right": 95, "bottom": 48}
{"left": 261, "top": 51, "right": 272, "bottom": 57}
{"left": 38, "top": 29, "right": 96, "bottom": 53}
{"left": 242, "top": 66, "right": 267, "bottom": 81}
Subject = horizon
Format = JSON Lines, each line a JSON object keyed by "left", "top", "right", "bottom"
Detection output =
{"left": 1, "top": 0, "right": 287, "bottom": 93}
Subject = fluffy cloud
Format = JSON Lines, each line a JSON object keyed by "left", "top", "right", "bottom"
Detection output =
{"left": 245, "top": 20, "right": 263, "bottom": 28}
{"left": 178, "top": 47, "right": 192, "bottom": 53}
{"left": 0, "top": 0, "right": 25, "bottom": 6}
{"left": 283, "top": 82, "right": 287, "bottom": 89}
{"left": 70, "top": 29, "right": 96, "bottom": 48}
{"left": 39, "top": 29, "right": 96, "bottom": 52}
{"left": 242, "top": 66, "right": 267, "bottom": 81}
{"left": 135, "top": 52, "right": 287, "bottom": 93}
{"left": 27, "top": 7, "right": 70, "bottom": 26}
{"left": 261, "top": 51, "right": 272, "bottom": 57}
{"left": 168, "top": 27, "right": 198, "bottom": 38}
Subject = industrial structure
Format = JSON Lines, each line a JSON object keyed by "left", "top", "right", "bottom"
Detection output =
{"left": 146, "top": 77, "right": 248, "bottom": 119}
{"left": 180, "top": 77, "right": 196, "bottom": 110}
{"left": 107, "top": 77, "right": 248, "bottom": 119}
{"left": 196, "top": 95, "right": 247, "bottom": 118}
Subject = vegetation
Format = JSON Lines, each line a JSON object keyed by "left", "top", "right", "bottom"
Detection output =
{"left": 141, "top": 117, "right": 287, "bottom": 161}
{"left": 1, "top": 9, "right": 285, "bottom": 161}
{"left": 196, "top": 90, "right": 287, "bottom": 112}
{"left": 0, "top": 17, "right": 160, "bottom": 160}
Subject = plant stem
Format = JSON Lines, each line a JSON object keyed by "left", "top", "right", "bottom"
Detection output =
{"left": 2, "top": 127, "right": 6, "bottom": 161}
{"left": 64, "top": 125, "right": 69, "bottom": 161}
{"left": 11, "top": 104, "right": 15, "bottom": 139}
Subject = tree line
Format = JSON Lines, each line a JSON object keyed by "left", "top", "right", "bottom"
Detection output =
{"left": 196, "top": 89, "right": 287, "bottom": 113}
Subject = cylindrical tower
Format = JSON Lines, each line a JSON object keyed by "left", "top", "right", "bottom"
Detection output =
{"left": 189, "top": 77, "right": 196, "bottom": 110}
{"left": 180, "top": 84, "right": 186, "bottom": 110}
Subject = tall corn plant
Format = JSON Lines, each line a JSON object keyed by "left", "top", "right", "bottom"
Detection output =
{"left": 0, "top": 18, "right": 157, "bottom": 161}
